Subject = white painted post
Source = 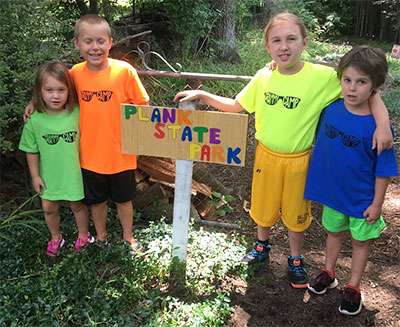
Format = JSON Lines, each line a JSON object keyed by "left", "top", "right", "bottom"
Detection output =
{"left": 171, "top": 101, "right": 195, "bottom": 262}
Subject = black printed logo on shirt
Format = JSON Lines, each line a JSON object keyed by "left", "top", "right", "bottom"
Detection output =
{"left": 81, "top": 90, "right": 113, "bottom": 102}
{"left": 324, "top": 123, "right": 361, "bottom": 148}
{"left": 42, "top": 131, "right": 77, "bottom": 145}
{"left": 264, "top": 92, "right": 301, "bottom": 109}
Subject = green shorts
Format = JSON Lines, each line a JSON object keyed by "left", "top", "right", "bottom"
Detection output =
{"left": 322, "top": 205, "right": 386, "bottom": 241}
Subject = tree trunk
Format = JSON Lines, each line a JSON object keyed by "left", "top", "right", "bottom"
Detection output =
{"left": 75, "top": 0, "right": 89, "bottom": 15}
{"left": 89, "top": 0, "right": 99, "bottom": 14}
{"left": 102, "top": 0, "right": 112, "bottom": 22}
{"left": 213, "top": 0, "right": 241, "bottom": 63}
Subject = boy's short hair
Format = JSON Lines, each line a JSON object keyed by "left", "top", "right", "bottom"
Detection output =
{"left": 337, "top": 46, "right": 388, "bottom": 91}
{"left": 33, "top": 61, "right": 77, "bottom": 113}
{"left": 264, "top": 12, "right": 307, "bottom": 41}
{"left": 74, "top": 14, "right": 111, "bottom": 39}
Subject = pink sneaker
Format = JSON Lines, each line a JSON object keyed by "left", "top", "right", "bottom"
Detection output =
{"left": 74, "top": 233, "right": 95, "bottom": 252}
{"left": 46, "top": 234, "right": 65, "bottom": 257}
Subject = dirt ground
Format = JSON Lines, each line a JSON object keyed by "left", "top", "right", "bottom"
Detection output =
{"left": 219, "top": 115, "right": 400, "bottom": 327}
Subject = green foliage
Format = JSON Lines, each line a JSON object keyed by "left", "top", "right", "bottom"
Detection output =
{"left": 208, "top": 192, "right": 235, "bottom": 218}
{"left": 162, "top": 0, "right": 218, "bottom": 57}
{"left": 0, "top": 213, "right": 247, "bottom": 326}
{"left": 0, "top": 194, "right": 44, "bottom": 241}
{"left": 0, "top": 0, "right": 79, "bottom": 155}
{"left": 382, "top": 89, "right": 400, "bottom": 116}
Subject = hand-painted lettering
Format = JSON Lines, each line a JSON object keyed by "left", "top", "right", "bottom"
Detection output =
{"left": 209, "top": 128, "right": 221, "bottom": 144}
{"left": 125, "top": 105, "right": 137, "bottom": 119}
{"left": 177, "top": 109, "right": 192, "bottom": 125}
{"left": 154, "top": 123, "right": 165, "bottom": 139}
{"left": 193, "top": 127, "right": 208, "bottom": 143}
{"left": 227, "top": 147, "right": 241, "bottom": 164}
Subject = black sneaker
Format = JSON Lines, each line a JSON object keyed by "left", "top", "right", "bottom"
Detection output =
{"left": 308, "top": 269, "right": 338, "bottom": 294}
{"left": 339, "top": 285, "right": 364, "bottom": 315}
{"left": 241, "top": 241, "right": 271, "bottom": 264}
{"left": 288, "top": 256, "right": 308, "bottom": 288}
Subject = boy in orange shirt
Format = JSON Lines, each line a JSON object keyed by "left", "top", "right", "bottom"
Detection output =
{"left": 70, "top": 14, "right": 149, "bottom": 251}
{"left": 26, "top": 15, "right": 149, "bottom": 252}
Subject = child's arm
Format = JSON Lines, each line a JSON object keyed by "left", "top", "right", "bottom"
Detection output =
{"left": 23, "top": 103, "right": 35, "bottom": 123}
{"left": 26, "top": 153, "right": 46, "bottom": 195}
{"left": 369, "top": 94, "right": 393, "bottom": 155}
{"left": 363, "top": 176, "right": 389, "bottom": 224}
{"left": 174, "top": 90, "right": 243, "bottom": 113}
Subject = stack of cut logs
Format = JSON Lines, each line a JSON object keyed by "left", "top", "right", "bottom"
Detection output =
{"left": 133, "top": 156, "right": 233, "bottom": 222}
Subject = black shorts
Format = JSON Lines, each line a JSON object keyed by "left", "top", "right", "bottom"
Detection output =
{"left": 82, "top": 169, "right": 136, "bottom": 205}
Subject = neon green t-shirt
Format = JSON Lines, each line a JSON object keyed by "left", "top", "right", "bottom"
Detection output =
{"left": 19, "top": 106, "right": 84, "bottom": 201}
{"left": 236, "top": 62, "right": 341, "bottom": 153}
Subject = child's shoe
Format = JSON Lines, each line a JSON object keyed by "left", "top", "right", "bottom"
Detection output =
{"left": 241, "top": 241, "right": 271, "bottom": 264}
{"left": 288, "top": 256, "right": 308, "bottom": 288}
{"left": 339, "top": 285, "right": 364, "bottom": 315}
{"left": 124, "top": 241, "right": 144, "bottom": 259}
{"left": 74, "top": 233, "right": 95, "bottom": 252}
{"left": 308, "top": 269, "right": 338, "bottom": 294}
{"left": 46, "top": 234, "right": 65, "bottom": 257}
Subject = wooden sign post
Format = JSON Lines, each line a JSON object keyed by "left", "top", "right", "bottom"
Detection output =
{"left": 121, "top": 103, "right": 248, "bottom": 262}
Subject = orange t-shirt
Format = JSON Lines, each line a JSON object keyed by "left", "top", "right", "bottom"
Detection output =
{"left": 70, "top": 59, "right": 149, "bottom": 174}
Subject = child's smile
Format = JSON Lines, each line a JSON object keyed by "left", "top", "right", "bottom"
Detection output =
{"left": 265, "top": 22, "right": 308, "bottom": 75}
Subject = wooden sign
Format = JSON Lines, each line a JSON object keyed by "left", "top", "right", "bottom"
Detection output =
{"left": 391, "top": 44, "right": 400, "bottom": 59}
{"left": 121, "top": 104, "right": 248, "bottom": 166}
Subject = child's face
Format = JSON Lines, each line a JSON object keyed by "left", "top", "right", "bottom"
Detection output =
{"left": 341, "top": 66, "right": 375, "bottom": 113}
{"left": 73, "top": 22, "right": 113, "bottom": 72}
{"left": 265, "top": 22, "right": 308, "bottom": 75}
{"left": 41, "top": 75, "right": 68, "bottom": 114}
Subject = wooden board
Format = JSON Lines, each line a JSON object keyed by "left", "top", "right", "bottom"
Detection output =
{"left": 121, "top": 104, "right": 248, "bottom": 166}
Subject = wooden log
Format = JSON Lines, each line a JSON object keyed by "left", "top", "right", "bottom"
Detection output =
{"left": 132, "top": 182, "right": 166, "bottom": 209}
{"left": 192, "top": 163, "right": 233, "bottom": 195}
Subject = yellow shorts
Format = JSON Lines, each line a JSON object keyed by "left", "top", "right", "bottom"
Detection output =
{"left": 250, "top": 143, "right": 312, "bottom": 232}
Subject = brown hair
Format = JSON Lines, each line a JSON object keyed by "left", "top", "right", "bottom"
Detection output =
{"left": 32, "top": 61, "right": 77, "bottom": 113}
{"left": 74, "top": 14, "right": 111, "bottom": 39}
{"left": 337, "top": 46, "right": 388, "bottom": 92}
{"left": 264, "top": 12, "right": 307, "bottom": 42}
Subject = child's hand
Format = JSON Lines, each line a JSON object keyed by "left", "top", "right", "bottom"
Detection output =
{"left": 23, "top": 103, "right": 35, "bottom": 123}
{"left": 363, "top": 204, "right": 381, "bottom": 224}
{"left": 372, "top": 125, "right": 393, "bottom": 155}
{"left": 174, "top": 90, "right": 203, "bottom": 103}
{"left": 32, "top": 176, "right": 46, "bottom": 195}
{"left": 265, "top": 60, "right": 277, "bottom": 71}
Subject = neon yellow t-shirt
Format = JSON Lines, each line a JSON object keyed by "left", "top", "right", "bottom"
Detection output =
{"left": 236, "top": 62, "right": 341, "bottom": 153}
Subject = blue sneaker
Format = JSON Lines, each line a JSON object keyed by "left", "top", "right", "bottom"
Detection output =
{"left": 288, "top": 256, "right": 308, "bottom": 288}
{"left": 242, "top": 241, "right": 271, "bottom": 264}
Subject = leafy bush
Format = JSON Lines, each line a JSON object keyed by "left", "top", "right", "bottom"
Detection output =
{"left": 0, "top": 0, "right": 79, "bottom": 155}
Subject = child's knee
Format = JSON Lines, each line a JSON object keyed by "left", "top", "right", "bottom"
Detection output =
{"left": 327, "top": 230, "right": 346, "bottom": 238}
{"left": 41, "top": 200, "right": 59, "bottom": 215}
{"left": 69, "top": 201, "right": 87, "bottom": 214}
{"left": 351, "top": 237, "right": 370, "bottom": 248}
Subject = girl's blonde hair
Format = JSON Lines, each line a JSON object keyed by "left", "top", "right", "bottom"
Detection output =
{"left": 264, "top": 12, "right": 307, "bottom": 41}
{"left": 32, "top": 61, "right": 77, "bottom": 113}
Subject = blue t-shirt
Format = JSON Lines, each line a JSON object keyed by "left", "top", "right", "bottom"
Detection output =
{"left": 305, "top": 99, "right": 398, "bottom": 218}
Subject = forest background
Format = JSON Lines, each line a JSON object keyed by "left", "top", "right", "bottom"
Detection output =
{"left": 0, "top": 0, "right": 399, "bottom": 326}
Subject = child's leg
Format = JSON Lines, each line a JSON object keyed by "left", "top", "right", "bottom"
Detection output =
{"left": 349, "top": 237, "right": 370, "bottom": 288}
{"left": 115, "top": 200, "right": 140, "bottom": 247}
{"left": 91, "top": 200, "right": 108, "bottom": 242}
{"left": 257, "top": 225, "right": 270, "bottom": 241}
{"left": 288, "top": 230, "right": 304, "bottom": 257}
{"left": 325, "top": 230, "right": 345, "bottom": 273}
{"left": 69, "top": 201, "right": 89, "bottom": 239}
{"left": 41, "top": 199, "right": 61, "bottom": 242}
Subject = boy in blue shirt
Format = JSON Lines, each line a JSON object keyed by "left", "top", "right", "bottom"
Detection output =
{"left": 305, "top": 46, "right": 398, "bottom": 315}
